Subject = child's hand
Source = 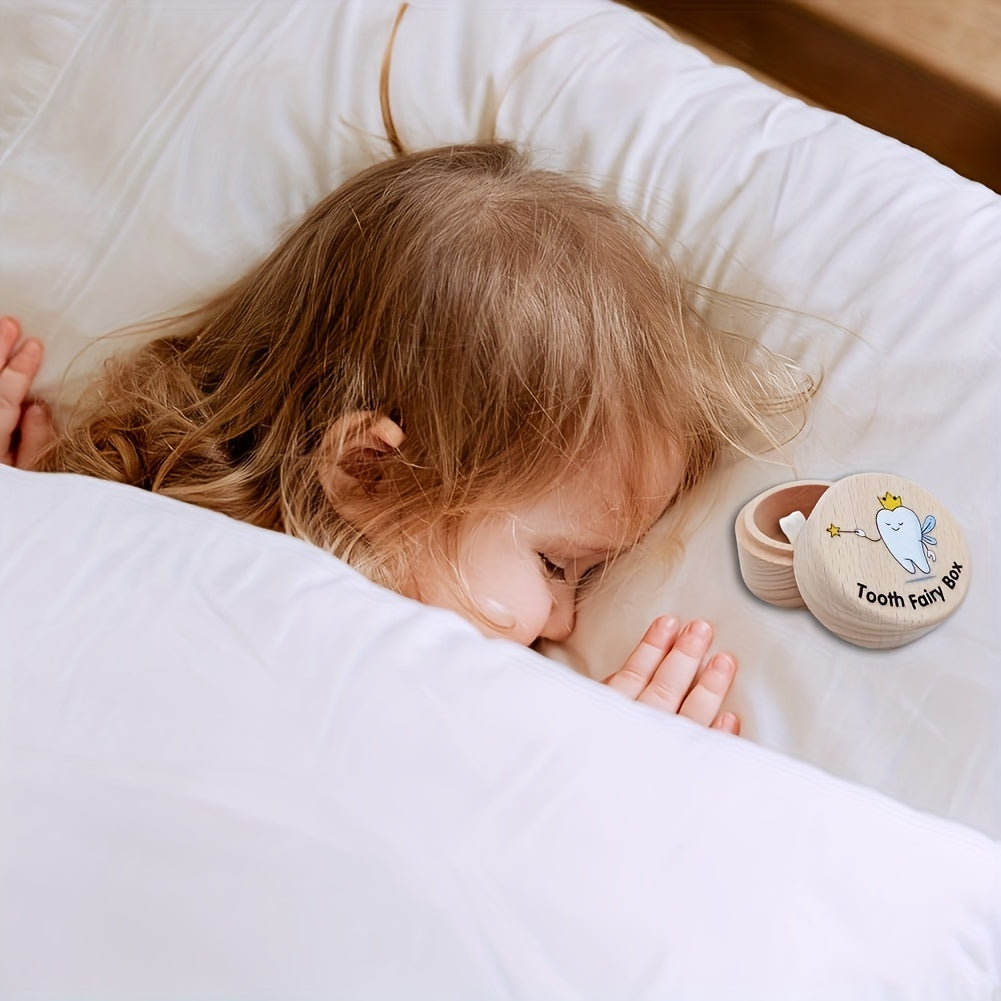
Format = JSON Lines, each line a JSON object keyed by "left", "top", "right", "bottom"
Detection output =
{"left": 1, "top": 316, "right": 55, "bottom": 469}
{"left": 604, "top": 616, "right": 741, "bottom": 734}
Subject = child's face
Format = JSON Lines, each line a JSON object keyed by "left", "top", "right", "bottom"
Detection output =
{"left": 407, "top": 450, "right": 684, "bottom": 646}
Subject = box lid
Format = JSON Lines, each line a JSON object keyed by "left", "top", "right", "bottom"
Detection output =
{"left": 736, "top": 473, "right": 970, "bottom": 649}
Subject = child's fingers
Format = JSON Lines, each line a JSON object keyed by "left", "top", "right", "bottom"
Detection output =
{"left": 15, "top": 402, "right": 55, "bottom": 470}
{"left": 0, "top": 402, "right": 16, "bottom": 464}
{"left": 678, "top": 652, "right": 737, "bottom": 727}
{"left": 633, "top": 619, "right": 714, "bottom": 714}
{"left": 0, "top": 315, "right": 21, "bottom": 362}
{"left": 605, "top": 617, "right": 738, "bottom": 730}
{"left": 712, "top": 711, "right": 741, "bottom": 736}
{"left": 0, "top": 332, "right": 43, "bottom": 414}
{"left": 603, "top": 615, "right": 681, "bottom": 699}
{"left": 0, "top": 318, "right": 47, "bottom": 467}
{"left": 0, "top": 332, "right": 21, "bottom": 463}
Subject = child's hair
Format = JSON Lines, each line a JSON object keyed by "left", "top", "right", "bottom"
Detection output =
{"left": 39, "top": 142, "right": 811, "bottom": 592}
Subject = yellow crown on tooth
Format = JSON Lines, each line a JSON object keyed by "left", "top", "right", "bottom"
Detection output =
{"left": 878, "top": 491, "right": 903, "bottom": 511}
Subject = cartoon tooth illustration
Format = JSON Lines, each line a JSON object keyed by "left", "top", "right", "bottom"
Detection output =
{"left": 873, "top": 492, "right": 937, "bottom": 573}
{"left": 828, "top": 491, "right": 937, "bottom": 575}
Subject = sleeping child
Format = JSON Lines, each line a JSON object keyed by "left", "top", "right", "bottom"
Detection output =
{"left": 0, "top": 142, "right": 811, "bottom": 733}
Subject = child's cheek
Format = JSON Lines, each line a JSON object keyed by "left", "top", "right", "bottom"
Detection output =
{"left": 471, "top": 576, "right": 553, "bottom": 647}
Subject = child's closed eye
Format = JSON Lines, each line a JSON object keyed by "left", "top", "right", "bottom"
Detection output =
{"left": 538, "top": 553, "right": 604, "bottom": 588}
{"left": 538, "top": 552, "right": 568, "bottom": 581}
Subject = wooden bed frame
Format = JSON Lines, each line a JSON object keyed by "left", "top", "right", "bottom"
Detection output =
{"left": 631, "top": 0, "right": 1001, "bottom": 193}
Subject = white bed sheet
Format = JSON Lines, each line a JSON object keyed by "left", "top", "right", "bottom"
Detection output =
{"left": 2, "top": 0, "right": 1000, "bottom": 996}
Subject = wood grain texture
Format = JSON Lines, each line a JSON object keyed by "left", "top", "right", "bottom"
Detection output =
{"left": 800, "top": 0, "right": 1001, "bottom": 104}
{"left": 793, "top": 473, "right": 970, "bottom": 648}
{"left": 735, "top": 480, "right": 831, "bottom": 608}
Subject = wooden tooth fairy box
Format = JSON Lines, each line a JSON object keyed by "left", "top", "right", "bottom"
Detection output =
{"left": 734, "top": 473, "right": 971, "bottom": 649}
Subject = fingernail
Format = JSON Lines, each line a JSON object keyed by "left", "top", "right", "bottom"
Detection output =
{"left": 640, "top": 615, "right": 676, "bottom": 648}
{"left": 654, "top": 614, "right": 679, "bottom": 636}
{"left": 687, "top": 619, "right": 711, "bottom": 640}
{"left": 713, "top": 712, "right": 740, "bottom": 734}
{"left": 711, "top": 652, "right": 736, "bottom": 675}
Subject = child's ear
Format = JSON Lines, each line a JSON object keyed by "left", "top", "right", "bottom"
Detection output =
{"left": 319, "top": 411, "right": 405, "bottom": 522}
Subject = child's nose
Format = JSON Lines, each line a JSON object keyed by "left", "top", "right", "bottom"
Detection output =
{"left": 540, "top": 586, "right": 576, "bottom": 642}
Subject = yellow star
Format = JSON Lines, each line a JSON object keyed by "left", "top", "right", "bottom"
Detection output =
{"left": 826, "top": 523, "right": 841, "bottom": 537}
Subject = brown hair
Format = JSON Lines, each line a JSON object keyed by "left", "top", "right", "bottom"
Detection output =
{"left": 39, "top": 142, "right": 810, "bottom": 592}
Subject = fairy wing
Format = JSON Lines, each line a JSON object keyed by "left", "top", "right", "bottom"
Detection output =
{"left": 922, "top": 514, "right": 937, "bottom": 545}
